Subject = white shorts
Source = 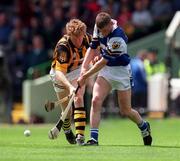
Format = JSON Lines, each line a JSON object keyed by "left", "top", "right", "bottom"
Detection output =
{"left": 50, "top": 68, "right": 81, "bottom": 92}
{"left": 98, "top": 64, "right": 133, "bottom": 91}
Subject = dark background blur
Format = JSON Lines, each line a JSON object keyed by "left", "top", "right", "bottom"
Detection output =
{"left": 0, "top": 0, "right": 179, "bottom": 123}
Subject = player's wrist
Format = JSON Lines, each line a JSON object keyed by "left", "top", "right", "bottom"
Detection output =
{"left": 82, "top": 73, "right": 88, "bottom": 80}
{"left": 81, "top": 68, "right": 87, "bottom": 75}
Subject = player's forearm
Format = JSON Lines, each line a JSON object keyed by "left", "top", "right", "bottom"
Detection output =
{"left": 56, "top": 70, "right": 73, "bottom": 89}
{"left": 83, "top": 57, "right": 107, "bottom": 79}
{"left": 81, "top": 48, "right": 96, "bottom": 73}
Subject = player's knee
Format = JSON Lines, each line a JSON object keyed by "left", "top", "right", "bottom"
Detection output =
{"left": 92, "top": 96, "right": 102, "bottom": 111}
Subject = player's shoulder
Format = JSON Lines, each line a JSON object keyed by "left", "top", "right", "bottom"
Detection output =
{"left": 110, "top": 27, "right": 128, "bottom": 43}
{"left": 85, "top": 32, "right": 92, "bottom": 38}
{"left": 58, "top": 35, "right": 70, "bottom": 46}
{"left": 84, "top": 32, "right": 92, "bottom": 45}
{"left": 111, "top": 27, "right": 125, "bottom": 37}
{"left": 86, "top": 32, "right": 92, "bottom": 40}
{"left": 55, "top": 35, "right": 70, "bottom": 52}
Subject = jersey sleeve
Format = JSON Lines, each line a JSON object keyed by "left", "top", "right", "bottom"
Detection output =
{"left": 56, "top": 45, "right": 70, "bottom": 64}
{"left": 101, "top": 29, "right": 129, "bottom": 66}
{"left": 101, "top": 49, "right": 130, "bottom": 66}
{"left": 106, "top": 37, "right": 127, "bottom": 55}
{"left": 55, "top": 45, "right": 71, "bottom": 73}
{"left": 90, "top": 24, "right": 100, "bottom": 49}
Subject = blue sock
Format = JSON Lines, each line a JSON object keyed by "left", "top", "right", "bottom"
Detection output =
{"left": 138, "top": 121, "right": 148, "bottom": 131}
{"left": 90, "top": 128, "right": 99, "bottom": 141}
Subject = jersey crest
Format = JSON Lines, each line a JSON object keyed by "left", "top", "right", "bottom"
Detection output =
{"left": 58, "top": 51, "right": 67, "bottom": 63}
{"left": 112, "top": 41, "right": 120, "bottom": 49}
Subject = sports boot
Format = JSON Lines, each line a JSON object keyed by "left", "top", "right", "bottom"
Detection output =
{"left": 84, "top": 138, "right": 98, "bottom": 146}
{"left": 142, "top": 122, "right": 152, "bottom": 146}
{"left": 76, "top": 134, "right": 85, "bottom": 145}
{"left": 65, "top": 130, "right": 76, "bottom": 144}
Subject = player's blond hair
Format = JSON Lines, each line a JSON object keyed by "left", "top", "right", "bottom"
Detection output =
{"left": 66, "top": 19, "right": 87, "bottom": 36}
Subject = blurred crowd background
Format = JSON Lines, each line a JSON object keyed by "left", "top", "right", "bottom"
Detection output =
{"left": 0, "top": 0, "right": 179, "bottom": 123}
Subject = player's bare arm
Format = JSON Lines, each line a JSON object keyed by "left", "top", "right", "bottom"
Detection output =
{"left": 80, "top": 48, "right": 96, "bottom": 75}
{"left": 78, "top": 57, "right": 107, "bottom": 87}
{"left": 55, "top": 70, "right": 75, "bottom": 95}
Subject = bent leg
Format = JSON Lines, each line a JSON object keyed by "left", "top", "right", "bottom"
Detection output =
{"left": 117, "top": 89, "right": 143, "bottom": 124}
{"left": 118, "top": 89, "right": 152, "bottom": 145}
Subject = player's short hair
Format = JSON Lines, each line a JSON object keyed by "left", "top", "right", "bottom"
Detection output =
{"left": 66, "top": 19, "right": 87, "bottom": 36}
{"left": 95, "top": 12, "right": 111, "bottom": 29}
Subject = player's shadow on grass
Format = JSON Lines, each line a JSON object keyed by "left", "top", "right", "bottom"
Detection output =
{"left": 100, "top": 144, "right": 180, "bottom": 149}
{"left": 60, "top": 144, "right": 180, "bottom": 149}
{"left": 151, "top": 145, "right": 180, "bottom": 149}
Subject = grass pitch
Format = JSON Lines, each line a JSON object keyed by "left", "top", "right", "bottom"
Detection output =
{"left": 0, "top": 118, "right": 180, "bottom": 161}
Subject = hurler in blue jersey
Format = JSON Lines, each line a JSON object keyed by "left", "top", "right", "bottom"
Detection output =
{"left": 77, "top": 12, "right": 152, "bottom": 146}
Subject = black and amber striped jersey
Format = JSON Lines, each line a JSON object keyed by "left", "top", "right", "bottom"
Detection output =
{"left": 51, "top": 34, "right": 91, "bottom": 74}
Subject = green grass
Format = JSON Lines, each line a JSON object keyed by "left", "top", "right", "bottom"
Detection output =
{"left": 1, "top": 118, "right": 180, "bottom": 161}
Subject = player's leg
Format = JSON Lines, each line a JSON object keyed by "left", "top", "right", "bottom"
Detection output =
{"left": 48, "top": 68, "right": 76, "bottom": 143}
{"left": 49, "top": 88, "right": 76, "bottom": 144}
{"left": 58, "top": 90, "right": 76, "bottom": 144}
{"left": 86, "top": 76, "right": 111, "bottom": 145}
{"left": 117, "top": 89, "right": 152, "bottom": 146}
{"left": 71, "top": 80, "right": 86, "bottom": 145}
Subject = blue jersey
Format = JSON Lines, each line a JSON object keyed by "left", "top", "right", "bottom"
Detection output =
{"left": 90, "top": 20, "right": 130, "bottom": 66}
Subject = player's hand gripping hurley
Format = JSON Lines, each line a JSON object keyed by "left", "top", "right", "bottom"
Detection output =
{"left": 48, "top": 85, "right": 80, "bottom": 139}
